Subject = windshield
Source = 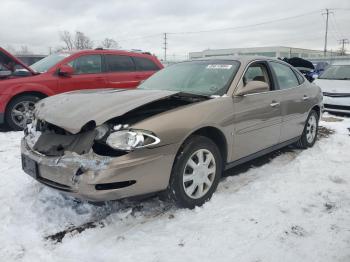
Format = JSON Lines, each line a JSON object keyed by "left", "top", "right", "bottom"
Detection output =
{"left": 319, "top": 65, "right": 350, "bottom": 80}
{"left": 139, "top": 60, "right": 240, "bottom": 96}
{"left": 30, "top": 53, "right": 70, "bottom": 73}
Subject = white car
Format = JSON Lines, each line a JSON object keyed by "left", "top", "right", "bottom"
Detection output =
{"left": 314, "top": 61, "right": 350, "bottom": 114}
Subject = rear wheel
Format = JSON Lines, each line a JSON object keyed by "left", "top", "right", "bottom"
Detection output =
{"left": 295, "top": 110, "right": 319, "bottom": 149}
{"left": 165, "top": 136, "right": 223, "bottom": 209}
{"left": 5, "top": 95, "right": 41, "bottom": 131}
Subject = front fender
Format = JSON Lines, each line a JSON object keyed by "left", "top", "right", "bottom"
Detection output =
{"left": 5, "top": 83, "right": 55, "bottom": 97}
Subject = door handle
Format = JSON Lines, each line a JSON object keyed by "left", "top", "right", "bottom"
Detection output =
{"left": 95, "top": 77, "right": 104, "bottom": 81}
{"left": 303, "top": 95, "right": 309, "bottom": 101}
{"left": 270, "top": 102, "right": 280, "bottom": 107}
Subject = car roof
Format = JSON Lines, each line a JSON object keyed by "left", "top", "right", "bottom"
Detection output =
{"left": 57, "top": 49, "right": 155, "bottom": 57}
{"left": 192, "top": 55, "right": 285, "bottom": 65}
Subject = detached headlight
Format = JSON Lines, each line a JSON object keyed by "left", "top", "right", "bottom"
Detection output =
{"left": 106, "top": 130, "right": 160, "bottom": 151}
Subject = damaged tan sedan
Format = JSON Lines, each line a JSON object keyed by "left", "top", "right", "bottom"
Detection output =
{"left": 21, "top": 57, "right": 322, "bottom": 208}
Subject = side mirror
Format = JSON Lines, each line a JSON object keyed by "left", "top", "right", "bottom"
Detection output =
{"left": 235, "top": 80, "right": 269, "bottom": 96}
{"left": 58, "top": 65, "right": 74, "bottom": 77}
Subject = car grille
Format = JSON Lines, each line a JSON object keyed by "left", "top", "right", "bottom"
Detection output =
{"left": 323, "top": 92, "right": 350, "bottom": 97}
{"left": 324, "top": 104, "right": 350, "bottom": 111}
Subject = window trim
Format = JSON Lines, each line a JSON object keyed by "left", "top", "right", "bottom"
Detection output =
{"left": 292, "top": 68, "right": 306, "bottom": 85}
{"left": 243, "top": 61, "right": 274, "bottom": 90}
{"left": 233, "top": 59, "right": 276, "bottom": 95}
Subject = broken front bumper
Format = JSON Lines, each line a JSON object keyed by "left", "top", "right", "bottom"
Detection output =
{"left": 21, "top": 138, "right": 178, "bottom": 201}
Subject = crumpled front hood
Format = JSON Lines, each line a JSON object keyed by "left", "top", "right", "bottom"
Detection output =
{"left": 35, "top": 89, "right": 179, "bottom": 134}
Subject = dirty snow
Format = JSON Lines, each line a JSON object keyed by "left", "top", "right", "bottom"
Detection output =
{"left": 0, "top": 114, "right": 350, "bottom": 262}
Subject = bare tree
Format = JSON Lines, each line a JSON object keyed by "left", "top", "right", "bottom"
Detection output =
{"left": 74, "top": 31, "right": 94, "bottom": 50}
{"left": 60, "top": 30, "right": 74, "bottom": 50}
{"left": 17, "top": 45, "right": 32, "bottom": 55}
{"left": 101, "top": 38, "right": 119, "bottom": 49}
{"left": 5, "top": 45, "right": 16, "bottom": 54}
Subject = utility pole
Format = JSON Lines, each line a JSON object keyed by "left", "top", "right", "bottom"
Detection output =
{"left": 163, "top": 33, "right": 168, "bottom": 62}
{"left": 322, "top": 8, "right": 333, "bottom": 57}
{"left": 338, "top": 39, "right": 349, "bottom": 56}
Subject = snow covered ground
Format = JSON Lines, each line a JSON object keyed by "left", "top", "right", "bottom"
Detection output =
{"left": 0, "top": 114, "right": 350, "bottom": 262}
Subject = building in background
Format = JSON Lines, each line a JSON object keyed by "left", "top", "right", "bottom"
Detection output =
{"left": 189, "top": 46, "right": 326, "bottom": 60}
{"left": 15, "top": 54, "right": 46, "bottom": 66}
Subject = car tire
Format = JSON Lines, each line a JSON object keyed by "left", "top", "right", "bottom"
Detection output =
{"left": 295, "top": 110, "right": 319, "bottom": 149}
{"left": 165, "top": 135, "right": 223, "bottom": 209}
{"left": 5, "top": 94, "right": 41, "bottom": 131}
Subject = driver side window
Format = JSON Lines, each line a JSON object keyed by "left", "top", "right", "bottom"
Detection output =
{"left": 243, "top": 63, "right": 271, "bottom": 90}
{"left": 68, "top": 55, "right": 102, "bottom": 75}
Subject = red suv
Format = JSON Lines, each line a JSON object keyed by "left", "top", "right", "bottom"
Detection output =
{"left": 0, "top": 47, "right": 163, "bottom": 130}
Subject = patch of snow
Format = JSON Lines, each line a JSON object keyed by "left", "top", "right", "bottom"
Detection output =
{"left": 0, "top": 115, "right": 350, "bottom": 262}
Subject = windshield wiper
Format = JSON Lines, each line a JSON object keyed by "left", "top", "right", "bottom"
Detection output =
{"left": 176, "top": 92, "right": 211, "bottom": 98}
{"left": 172, "top": 92, "right": 212, "bottom": 102}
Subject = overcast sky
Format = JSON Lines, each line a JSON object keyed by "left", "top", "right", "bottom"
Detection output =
{"left": 1, "top": 0, "right": 349, "bottom": 59}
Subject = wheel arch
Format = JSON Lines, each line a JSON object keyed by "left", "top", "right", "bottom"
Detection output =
{"left": 181, "top": 126, "right": 228, "bottom": 165}
{"left": 311, "top": 105, "right": 321, "bottom": 119}
{"left": 5, "top": 91, "right": 48, "bottom": 112}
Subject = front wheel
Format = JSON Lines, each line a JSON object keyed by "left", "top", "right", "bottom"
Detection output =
{"left": 165, "top": 136, "right": 223, "bottom": 209}
{"left": 295, "top": 110, "right": 319, "bottom": 149}
{"left": 5, "top": 95, "right": 41, "bottom": 131}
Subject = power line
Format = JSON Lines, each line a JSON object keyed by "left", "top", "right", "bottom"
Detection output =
{"left": 329, "top": 17, "right": 342, "bottom": 39}
{"left": 167, "top": 10, "right": 320, "bottom": 35}
{"left": 333, "top": 8, "right": 350, "bottom": 11}
{"left": 328, "top": 15, "right": 342, "bottom": 42}
{"left": 118, "top": 33, "right": 162, "bottom": 42}
{"left": 331, "top": 13, "right": 346, "bottom": 39}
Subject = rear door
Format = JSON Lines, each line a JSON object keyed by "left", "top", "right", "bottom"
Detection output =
{"left": 269, "top": 61, "right": 310, "bottom": 142}
{"left": 104, "top": 54, "right": 139, "bottom": 89}
{"left": 232, "top": 61, "right": 282, "bottom": 160}
{"left": 58, "top": 54, "right": 106, "bottom": 92}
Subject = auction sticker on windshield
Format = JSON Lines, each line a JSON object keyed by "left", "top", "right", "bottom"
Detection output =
{"left": 206, "top": 64, "right": 233, "bottom": 69}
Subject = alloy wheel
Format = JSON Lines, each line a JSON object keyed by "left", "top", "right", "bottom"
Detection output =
{"left": 10, "top": 101, "right": 35, "bottom": 129}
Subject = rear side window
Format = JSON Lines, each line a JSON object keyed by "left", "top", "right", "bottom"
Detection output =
{"left": 133, "top": 57, "right": 160, "bottom": 71}
{"left": 105, "top": 55, "right": 135, "bottom": 72}
{"left": 270, "top": 62, "right": 299, "bottom": 89}
{"left": 294, "top": 70, "right": 305, "bottom": 84}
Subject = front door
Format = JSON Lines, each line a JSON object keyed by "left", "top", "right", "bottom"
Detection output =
{"left": 232, "top": 61, "right": 282, "bottom": 161}
{"left": 58, "top": 54, "right": 106, "bottom": 93}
